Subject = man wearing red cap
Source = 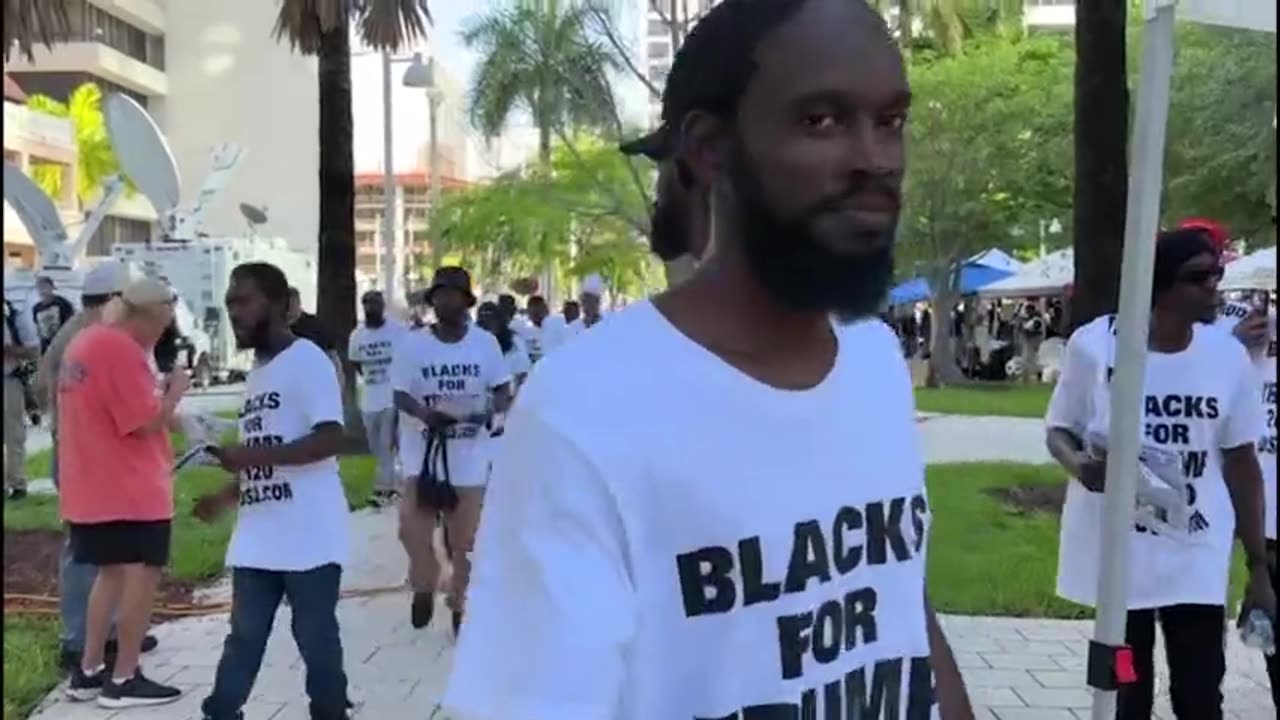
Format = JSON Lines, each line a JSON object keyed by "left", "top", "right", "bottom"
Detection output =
{"left": 1046, "top": 228, "right": 1274, "bottom": 719}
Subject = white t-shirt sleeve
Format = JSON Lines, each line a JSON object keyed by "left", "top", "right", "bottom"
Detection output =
{"left": 1045, "top": 326, "right": 1097, "bottom": 434}
{"left": 301, "top": 342, "right": 344, "bottom": 428}
{"left": 1220, "top": 345, "right": 1265, "bottom": 450}
{"left": 444, "top": 409, "right": 635, "bottom": 720}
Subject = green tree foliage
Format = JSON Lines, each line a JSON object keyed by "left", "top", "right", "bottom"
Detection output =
{"left": 25, "top": 83, "right": 129, "bottom": 203}
{"left": 1163, "top": 23, "right": 1276, "bottom": 240}
{"left": 462, "top": 0, "right": 618, "bottom": 165}
{"left": 433, "top": 135, "right": 660, "bottom": 298}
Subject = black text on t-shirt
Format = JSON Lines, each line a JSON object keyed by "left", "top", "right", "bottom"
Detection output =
{"left": 1138, "top": 393, "right": 1220, "bottom": 537}
{"left": 238, "top": 391, "right": 294, "bottom": 507}
{"left": 678, "top": 493, "right": 935, "bottom": 719}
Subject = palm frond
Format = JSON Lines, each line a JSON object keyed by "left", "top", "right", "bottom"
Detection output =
{"left": 274, "top": 0, "right": 431, "bottom": 55}
{"left": 3, "top": 0, "right": 71, "bottom": 62}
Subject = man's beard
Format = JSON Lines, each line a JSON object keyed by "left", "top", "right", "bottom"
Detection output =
{"left": 726, "top": 146, "right": 895, "bottom": 322}
{"left": 366, "top": 314, "right": 385, "bottom": 328}
{"left": 235, "top": 317, "right": 271, "bottom": 350}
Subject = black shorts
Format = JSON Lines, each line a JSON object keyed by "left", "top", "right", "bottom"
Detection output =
{"left": 67, "top": 520, "right": 171, "bottom": 567}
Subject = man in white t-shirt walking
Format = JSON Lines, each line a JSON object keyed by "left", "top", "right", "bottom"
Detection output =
{"left": 348, "top": 290, "right": 404, "bottom": 506}
{"left": 390, "top": 267, "right": 511, "bottom": 636}
{"left": 518, "top": 294, "right": 564, "bottom": 362}
{"left": 195, "top": 262, "right": 351, "bottom": 720}
{"left": 1045, "top": 229, "right": 1275, "bottom": 720}
{"left": 444, "top": 2, "right": 972, "bottom": 718}
{"left": 564, "top": 274, "right": 606, "bottom": 339}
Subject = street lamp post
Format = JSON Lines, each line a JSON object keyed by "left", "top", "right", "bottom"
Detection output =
{"left": 403, "top": 53, "right": 444, "bottom": 271}
{"left": 380, "top": 51, "right": 399, "bottom": 303}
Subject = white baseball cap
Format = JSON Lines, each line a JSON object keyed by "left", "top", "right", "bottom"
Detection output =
{"left": 81, "top": 260, "right": 127, "bottom": 296}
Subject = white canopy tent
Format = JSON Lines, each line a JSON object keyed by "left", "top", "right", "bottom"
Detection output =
{"left": 1219, "top": 245, "right": 1276, "bottom": 291}
{"left": 966, "top": 248, "right": 1025, "bottom": 273}
{"left": 975, "top": 248, "right": 1074, "bottom": 298}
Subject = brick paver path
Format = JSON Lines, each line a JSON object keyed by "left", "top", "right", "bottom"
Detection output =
{"left": 26, "top": 416, "right": 1272, "bottom": 719}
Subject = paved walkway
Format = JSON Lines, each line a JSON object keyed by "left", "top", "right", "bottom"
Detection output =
{"left": 26, "top": 416, "right": 1274, "bottom": 719}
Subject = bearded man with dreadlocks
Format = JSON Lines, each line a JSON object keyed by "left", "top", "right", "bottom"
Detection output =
{"left": 443, "top": 1, "right": 973, "bottom": 718}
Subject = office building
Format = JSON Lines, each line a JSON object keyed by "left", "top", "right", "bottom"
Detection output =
{"left": 5, "top": 0, "right": 320, "bottom": 258}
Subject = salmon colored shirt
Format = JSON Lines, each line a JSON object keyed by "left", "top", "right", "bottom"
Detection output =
{"left": 57, "top": 324, "right": 174, "bottom": 523}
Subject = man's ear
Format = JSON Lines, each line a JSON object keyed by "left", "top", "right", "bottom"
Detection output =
{"left": 677, "top": 110, "right": 729, "bottom": 190}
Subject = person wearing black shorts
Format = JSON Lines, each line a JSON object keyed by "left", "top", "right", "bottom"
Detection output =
{"left": 57, "top": 279, "right": 189, "bottom": 709}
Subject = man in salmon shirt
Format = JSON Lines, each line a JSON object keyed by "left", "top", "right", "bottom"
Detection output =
{"left": 57, "top": 278, "right": 190, "bottom": 709}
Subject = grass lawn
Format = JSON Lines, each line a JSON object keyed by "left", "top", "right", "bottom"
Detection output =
{"left": 3, "top": 618, "right": 61, "bottom": 720}
{"left": 914, "top": 383, "right": 1053, "bottom": 418}
{"left": 926, "top": 462, "right": 1248, "bottom": 618}
{"left": 2, "top": 435, "right": 375, "bottom": 720}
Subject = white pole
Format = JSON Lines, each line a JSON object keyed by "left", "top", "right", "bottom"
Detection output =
{"left": 1089, "top": 2, "right": 1177, "bottom": 718}
{"left": 428, "top": 78, "right": 443, "bottom": 271}
{"left": 381, "top": 51, "right": 397, "bottom": 302}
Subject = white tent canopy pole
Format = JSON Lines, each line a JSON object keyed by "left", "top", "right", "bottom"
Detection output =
{"left": 1089, "top": 2, "right": 1274, "bottom": 719}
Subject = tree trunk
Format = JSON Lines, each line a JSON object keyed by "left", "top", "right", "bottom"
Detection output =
{"left": 1069, "top": 0, "right": 1129, "bottom": 333}
{"left": 898, "top": 0, "right": 913, "bottom": 49}
{"left": 924, "top": 266, "right": 963, "bottom": 387}
{"left": 316, "top": 25, "right": 364, "bottom": 447}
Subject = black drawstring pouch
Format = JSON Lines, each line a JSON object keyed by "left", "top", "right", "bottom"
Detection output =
{"left": 416, "top": 427, "right": 459, "bottom": 511}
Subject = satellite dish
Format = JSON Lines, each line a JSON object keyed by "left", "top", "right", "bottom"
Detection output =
{"left": 239, "top": 203, "right": 268, "bottom": 226}
{"left": 3, "top": 163, "right": 70, "bottom": 248}
{"left": 104, "top": 92, "right": 181, "bottom": 216}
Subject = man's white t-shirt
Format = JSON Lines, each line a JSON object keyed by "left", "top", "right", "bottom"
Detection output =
{"left": 518, "top": 316, "right": 566, "bottom": 362}
{"left": 347, "top": 321, "right": 406, "bottom": 413}
{"left": 390, "top": 326, "right": 511, "bottom": 487}
{"left": 1046, "top": 316, "right": 1262, "bottom": 609}
{"left": 445, "top": 303, "right": 936, "bottom": 720}
{"left": 1214, "top": 301, "right": 1277, "bottom": 540}
{"left": 226, "top": 339, "right": 350, "bottom": 571}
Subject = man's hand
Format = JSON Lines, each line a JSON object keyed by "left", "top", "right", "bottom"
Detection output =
{"left": 1232, "top": 312, "right": 1269, "bottom": 351}
{"left": 1239, "top": 565, "right": 1279, "bottom": 627}
{"left": 164, "top": 368, "right": 191, "bottom": 397}
{"left": 1076, "top": 451, "right": 1107, "bottom": 493}
{"left": 420, "top": 408, "right": 458, "bottom": 432}
{"left": 210, "top": 444, "right": 253, "bottom": 474}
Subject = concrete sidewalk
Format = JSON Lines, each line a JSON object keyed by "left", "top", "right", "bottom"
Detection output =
{"left": 23, "top": 414, "right": 1274, "bottom": 719}
{"left": 27, "top": 508, "right": 1274, "bottom": 720}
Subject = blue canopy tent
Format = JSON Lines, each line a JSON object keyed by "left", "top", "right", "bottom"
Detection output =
{"left": 888, "top": 260, "right": 1016, "bottom": 306}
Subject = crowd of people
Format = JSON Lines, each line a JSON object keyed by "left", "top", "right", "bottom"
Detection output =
{"left": 2, "top": 1, "right": 1276, "bottom": 719}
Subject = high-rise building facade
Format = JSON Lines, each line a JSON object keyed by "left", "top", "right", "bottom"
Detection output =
{"left": 5, "top": 0, "right": 321, "bottom": 258}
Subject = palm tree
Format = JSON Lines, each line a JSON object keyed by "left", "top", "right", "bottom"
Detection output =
{"left": 272, "top": 0, "right": 431, "bottom": 355}
{"left": 3, "top": 0, "right": 69, "bottom": 62}
{"left": 462, "top": 0, "right": 617, "bottom": 294}
{"left": 26, "top": 83, "right": 124, "bottom": 203}
{"left": 1069, "top": 0, "right": 1129, "bottom": 331}
{"left": 273, "top": 0, "right": 431, "bottom": 443}
{"left": 463, "top": 0, "right": 616, "bottom": 168}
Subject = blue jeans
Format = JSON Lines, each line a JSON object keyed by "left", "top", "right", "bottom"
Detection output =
{"left": 55, "top": 423, "right": 116, "bottom": 653}
{"left": 202, "top": 564, "right": 348, "bottom": 720}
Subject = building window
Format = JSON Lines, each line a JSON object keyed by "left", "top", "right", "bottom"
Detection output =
{"left": 647, "top": 41, "right": 669, "bottom": 60}
{"left": 648, "top": 19, "right": 668, "bottom": 36}
{"left": 60, "top": 0, "right": 165, "bottom": 71}
{"left": 86, "top": 216, "right": 153, "bottom": 256}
